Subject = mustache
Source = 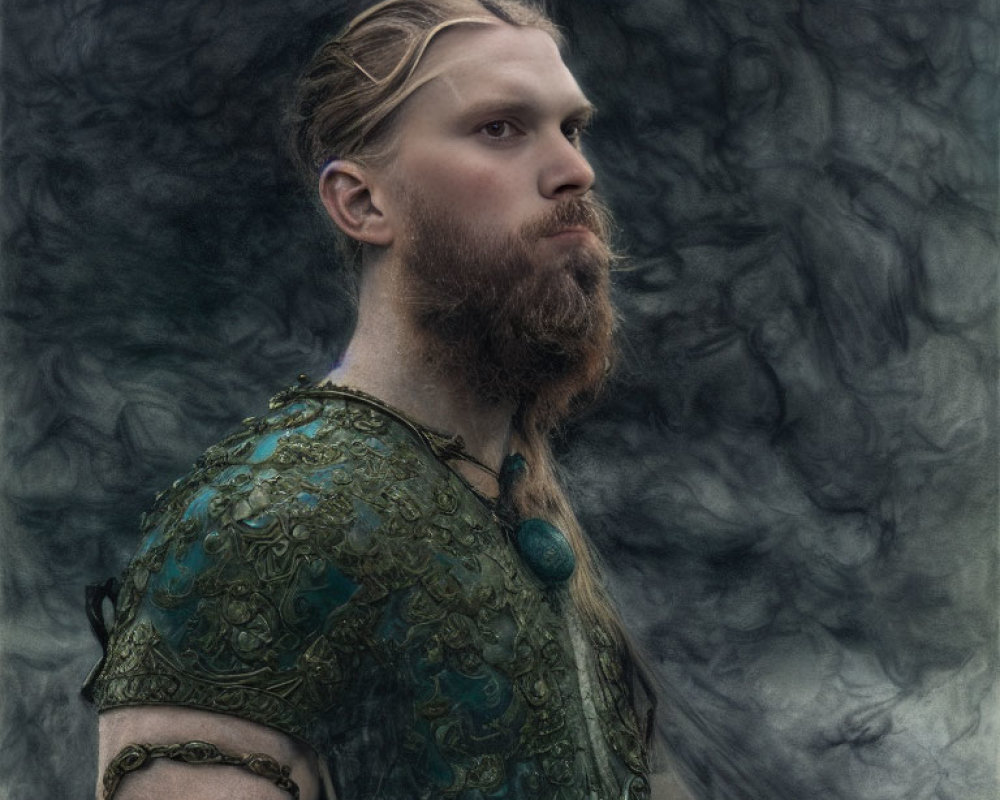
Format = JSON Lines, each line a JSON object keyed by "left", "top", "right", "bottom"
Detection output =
{"left": 521, "top": 196, "right": 613, "bottom": 243}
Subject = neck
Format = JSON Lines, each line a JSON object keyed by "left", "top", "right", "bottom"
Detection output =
{"left": 320, "top": 258, "right": 515, "bottom": 498}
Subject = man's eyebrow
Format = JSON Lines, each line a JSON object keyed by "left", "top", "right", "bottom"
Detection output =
{"left": 572, "top": 101, "right": 597, "bottom": 124}
{"left": 457, "top": 97, "right": 596, "bottom": 124}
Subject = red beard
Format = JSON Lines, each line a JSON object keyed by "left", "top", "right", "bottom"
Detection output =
{"left": 401, "top": 194, "right": 617, "bottom": 428}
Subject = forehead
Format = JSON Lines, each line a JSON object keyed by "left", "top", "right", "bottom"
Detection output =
{"left": 400, "top": 23, "right": 590, "bottom": 124}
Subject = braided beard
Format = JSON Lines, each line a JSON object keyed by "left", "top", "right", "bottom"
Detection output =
{"left": 400, "top": 194, "right": 617, "bottom": 428}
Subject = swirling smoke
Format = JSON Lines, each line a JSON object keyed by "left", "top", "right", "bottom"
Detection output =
{"left": 1, "top": 0, "right": 995, "bottom": 798}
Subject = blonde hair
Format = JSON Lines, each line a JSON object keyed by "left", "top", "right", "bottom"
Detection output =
{"left": 289, "top": 0, "right": 562, "bottom": 178}
{"left": 289, "top": 0, "right": 656, "bottom": 749}
{"left": 512, "top": 411, "right": 658, "bottom": 750}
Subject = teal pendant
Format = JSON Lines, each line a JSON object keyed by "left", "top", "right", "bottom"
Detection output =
{"left": 514, "top": 518, "right": 576, "bottom": 584}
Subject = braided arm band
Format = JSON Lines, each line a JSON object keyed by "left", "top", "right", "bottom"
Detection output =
{"left": 101, "top": 740, "right": 300, "bottom": 799}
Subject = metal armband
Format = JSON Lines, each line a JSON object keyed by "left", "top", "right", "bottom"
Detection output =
{"left": 101, "top": 740, "right": 300, "bottom": 799}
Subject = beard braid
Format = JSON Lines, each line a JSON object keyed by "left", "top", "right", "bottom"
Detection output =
{"left": 400, "top": 194, "right": 618, "bottom": 433}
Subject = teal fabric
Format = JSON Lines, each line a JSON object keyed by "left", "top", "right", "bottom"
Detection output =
{"left": 91, "top": 386, "right": 649, "bottom": 799}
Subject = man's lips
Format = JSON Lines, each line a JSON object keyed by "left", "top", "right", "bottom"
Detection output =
{"left": 525, "top": 198, "right": 608, "bottom": 243}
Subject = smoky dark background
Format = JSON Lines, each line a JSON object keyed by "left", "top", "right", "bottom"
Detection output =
{"left": 1, "top": 0, "right": 996, "bottom": 797}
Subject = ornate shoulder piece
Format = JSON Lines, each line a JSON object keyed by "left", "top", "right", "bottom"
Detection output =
{"left": 87, "top": 386, "right": 466, "bottom": 747}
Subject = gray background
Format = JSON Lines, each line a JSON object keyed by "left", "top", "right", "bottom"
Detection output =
{"left": 1, "top": 0, "right": 997, "bottom": 798}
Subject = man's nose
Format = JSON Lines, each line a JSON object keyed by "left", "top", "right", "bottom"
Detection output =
{"left": 538, "top": 134, "right": 596, "bottom": 199}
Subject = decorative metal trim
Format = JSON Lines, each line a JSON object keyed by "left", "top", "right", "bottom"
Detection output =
{"left": 102, "top": 740, "right": 300, "bottom": 799}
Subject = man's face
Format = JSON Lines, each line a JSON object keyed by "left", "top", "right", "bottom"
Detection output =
{"left": 384, "top": 22, "right": 601, "bottom": 262}
{"left": 376, "top": 23, "right": 615, "bottom": 408}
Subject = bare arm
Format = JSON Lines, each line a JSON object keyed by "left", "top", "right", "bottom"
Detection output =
{"left": 97, "top": 707, "right": 326, "bottom": 800}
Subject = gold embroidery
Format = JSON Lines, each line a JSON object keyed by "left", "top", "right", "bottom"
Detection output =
{"left": 92, "top": 386, "right": 648, "bottom": 798}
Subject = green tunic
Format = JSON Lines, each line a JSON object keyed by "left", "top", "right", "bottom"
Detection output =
{"left": 89, "top": 385, "right": 649, "bottom": 799}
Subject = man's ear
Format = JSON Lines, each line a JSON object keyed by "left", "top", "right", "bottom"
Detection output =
{"left": 318, "top": 160, "right": 394, "bottom": 247}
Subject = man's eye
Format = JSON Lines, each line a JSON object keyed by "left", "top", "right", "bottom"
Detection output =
{"left": 481, "top": 120, "right": 516, "bottom": 139}
{"left": 563, "top": 121, "right": 586, "bottom": 145}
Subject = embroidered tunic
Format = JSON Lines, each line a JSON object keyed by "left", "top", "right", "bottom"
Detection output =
{"left": 89, "top": 386, "right": 649, "bottom": 799}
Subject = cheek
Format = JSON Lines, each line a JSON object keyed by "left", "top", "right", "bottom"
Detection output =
{"left": 408, "top": 150, "right": 525, "bottom": 216}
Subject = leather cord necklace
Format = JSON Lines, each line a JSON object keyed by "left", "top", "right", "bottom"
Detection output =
{"left": 496, "top": 453, "right": 576, "bottom": 585}
{"left": 287, "top": 378, "right": 575, "bottom": 585}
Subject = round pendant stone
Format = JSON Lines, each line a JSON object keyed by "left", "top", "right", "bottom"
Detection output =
{"left": 514, "top": 518, "right": 576, "bottom": 584}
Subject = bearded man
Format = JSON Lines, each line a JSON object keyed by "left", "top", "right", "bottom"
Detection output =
{"left": 85, "top": 2, "right": 691, "bottom": 798}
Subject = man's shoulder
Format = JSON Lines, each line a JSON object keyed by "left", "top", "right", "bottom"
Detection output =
{"left": 153, "top": 385, "right": 442, "bottom": 528}
{"left": 93, "top": 385, "right": 494, "bottom": 739}
{"left": 117, "top": 384, "right": 501, "bottom": 627}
